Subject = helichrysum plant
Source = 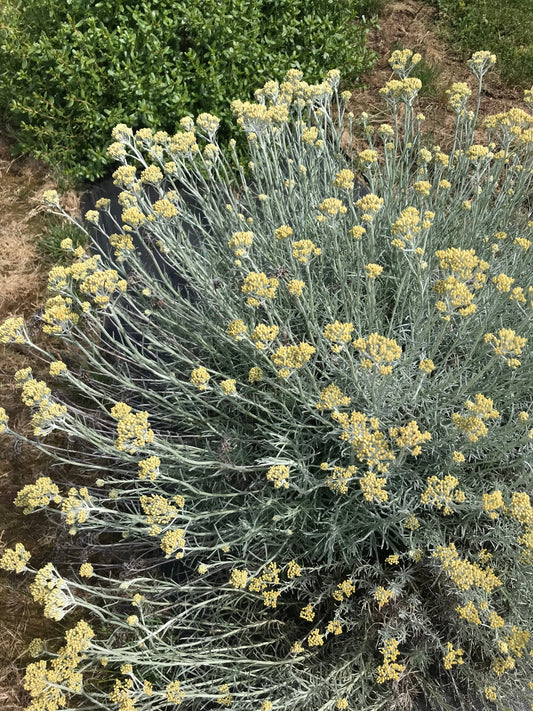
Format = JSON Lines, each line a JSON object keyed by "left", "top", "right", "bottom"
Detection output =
{"left": 1, "top": 51, "right": 533, "bottom": 711}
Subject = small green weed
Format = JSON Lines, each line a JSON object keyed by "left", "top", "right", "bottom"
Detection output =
{"left": 37, "top": 218, "right": 87, "bottom": 265}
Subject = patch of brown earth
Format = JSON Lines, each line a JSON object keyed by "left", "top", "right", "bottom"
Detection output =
{"left": 345, "top": 0, "right": 525, "bottom": 151}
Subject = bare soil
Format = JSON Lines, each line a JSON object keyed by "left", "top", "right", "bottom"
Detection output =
{"left": 0, "top": 1, "right": 529, "bottom": 707}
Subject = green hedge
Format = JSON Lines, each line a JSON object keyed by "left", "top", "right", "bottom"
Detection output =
{"left": 0, "top": 0, "right": 377, "bottom": 182}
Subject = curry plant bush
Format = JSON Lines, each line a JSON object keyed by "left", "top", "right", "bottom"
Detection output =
{"left": 1, "top": 52, "right": 533, "bottom": 711}
{"left": 0, "top": 0, "right": 376, "bottom": 181}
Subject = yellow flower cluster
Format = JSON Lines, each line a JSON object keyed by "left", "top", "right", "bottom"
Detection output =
{"left": 292, "top": 239, "right": 321, "bottom": 263}
{"left": 436, "top": 247, "right": 489, "bottom": 284}
{"left": 491, "top": 655, "right": 515, "bottom": 677}
{"left": 323, "top": 321, "right": 354, "bottom": 353}
{"left": 350, "top": 225, "right": 366, "bottom": 240}
{"left": 109, "top": 678, "right": 137, "bottom": 711}
{"left": 231, "top": 100, "right": 290, "bottom": 134}
{"left": 302, "top": 126, "right": 322, "bottom": 147}
{"left": 220, "top": 379, "right": 237, "bottom": 395}
{"left": 483, "top": 490, "right": 504, "bottom": 519}
{"left": 359, "top": 471, "right": 389, "bottom": 503}
{"left": 49, "top": 361, "right": 67, "bottom": 377}
{"left": 413, "top": 180, "right": 431, "bottom": 196}
{"left": 227, "top": 319, "right": 247, "bottom": 340}
{"left": 190, "top": 366, "right": 210, "bottom": 390}
{"left": 333, "top": 579, "right": 355, "bottom": 602}
{"left": 365, "top": 263, "right": 383, "bottom": 279}
{"left": 216, "top": 683, "right": 232, "bottom": 706}
{"left": 160, "top": 529, "right": 186, "bottom": 559}
{"left": 307, "top": 628, "right": 324, "bottom": 647}
{"left": 138, "top": 456, "right": 161, "bottom": 481}
{"left": 358, "top": 149, "right": 378, "bottom": 165}
{"left": 421, "top": 475, "right": 465, "bottom": 515}
{"left": 389, "top": 420, "right": 431, "bottom": 456}
{"left": 241, "top": 271, "right": 279, "bottom": 306}
{"left": 30, "top": 563, "right": 75, "bottom": 620}
{"left": 468, "top": 50, "right": 496, "bottom": 74}
{"left": 379, "top": 78, "right": 422, "bottom": 105}
{"left": 152, "top": 198, "right": 178, "bottom": 219}
{"left": 19, "top": 375, "right": 68, "bottom": 437}
{"left": 446, "top": 82, "right": 472, "bottom": 112}
{"left": 287, "top": 279, "right": 305, "bottom": 296}
{"left": 266, "top": 464, "right": 290, "bottom": 489}
{"left": 14, "top": 476, "right": 62, "bottom": 514}
{"left": 248, "top": 366, "right": 263, "bottom": 383}
{"left": 228, "top": 231, "right": 254, "bottom": 257}
{"left": 511, "top": 492, "right": 533, "bottom": 525}
{"left": 505, "top": 626, "right": 530, "bottom": 658}
{"left": 419, "top": 359, "right": 435, "bottom": 373}
{"left": 0, "top": 316, "right": 26, "bottom": 343}
{"left": 452, "top": 393, "right": 499, "bottom": 442}
{"left": 374, "top": 586, "right": 393, "bottom": 610}
{"left": 141, "top": 493, "right": 184, "bottom": 536}
{"left": 352, "top": 333, "right": 402, "bottom": 375}
{"left": 196, "top": 112, "right": 220, "bottom": 135}
{"left": 79, "top": 562, "right": 93, "bottom": 578}
{"left": 0, "top": 407, "right": 8, "bottom": 434}
{"left": 485, "top": 687, "right": 497, "bottom": 702}
{"left": 61, "top": 486, "right": 91, "bottom": 525}
{"left": 110, "top": 402, "right": 154, "bottom": 453}
{"left": 355, "top": 193, "right": 383, "bottom": 221}
{"left": 230, "top": 569, "right": 249, "bottom": 589}
{"left": 79, "top": 269, "right": 127, "bottom": 307}
{"left": 0, "top": 542, "right": 31, "bottom": 573}
{"left": 270, "top": 342, "right": 316, "bottom": 377}
{"left": 287, "top": 559, "right": 301, "bottom": 578}
{"left": 433, "top": 543, "right": 502, "bottom": 593}
{"left": 388, "top": 48, "right": 421, "bottom": 74}
{"left": 247, "top": 561, "right": 281, "bottom": 607}
{"left": 455, "top": 600, "right": 481, "bottom": 625}
{"left": 169, "top": 130, "right": 199, "bottom": 155}
{"left": 316, "top": 383, "right": 351, "bottom": 411}
{"left": 300, "top": 603, "right": 315, "bottom": 621}
{"left": 376, "top": 638, "right": 405, "bottom": 683}
{"left": 390, "top": 206, "right": 422, "bottom": 249}
{"left": 274, "top": 225, "right": 293, "bottom": 240}
{"left": 443, "top": 642, "right": 464, "bottom": 669}
{"left": 325, "top": 465, "right": 357, "bottom": 494}
{"left": 492, "top": 273, "right": 514, "bottom": 292}
{"left": 25, "top": 620, "right": 94, "bottom": 711}
{"left": 113, "top": 165, "right": 137, "bottom": 188}
{"left": 250, "top": 324, "right": 279, "bottom": 350}
{"left": 434, "top": 248, "right": 488, "bottom": 317}
{"left": 42, "top": 295, "right": 80, "bottom": 335}
{"left": 467, "top": 144, "right": 490, "bottom": 161}
{"left": 333, "top": 169, "right": 355, "bottom": 190}
{"left": 327, "top": 620, "right": 343, "bottom": 635}
{"left": 121, "top": 206, "right": 145, "bottom": 228}
{"left": 318, "top": 198, "right": 347, "bottom": 217}
{"left": 404, "top": 513, "right": 420, "bottom": 530}
{"left": 333, "top": 411, "right": 395, "bottom": 475}
{"left": 484, "top": 328, "right": 527, "bottom": 368}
